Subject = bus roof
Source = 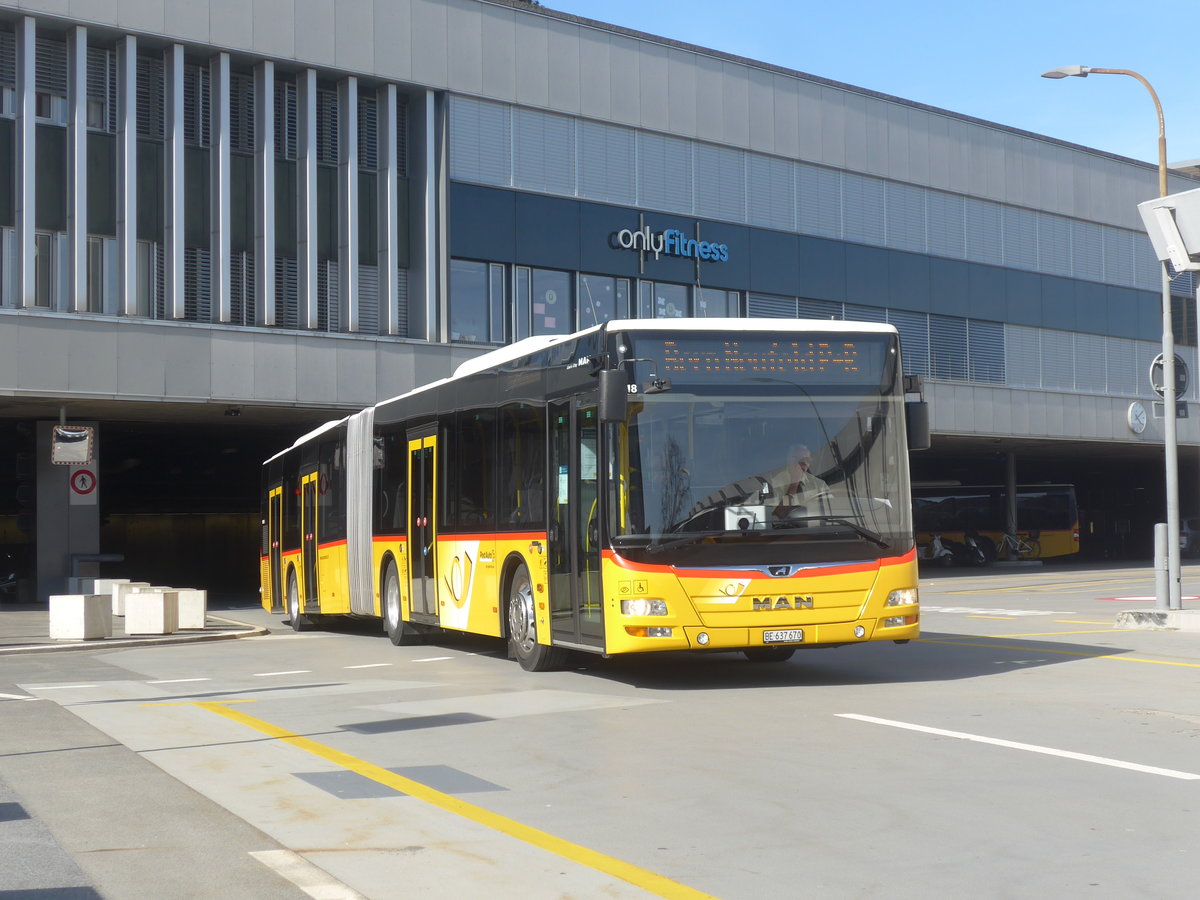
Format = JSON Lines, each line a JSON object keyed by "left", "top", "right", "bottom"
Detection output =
{"left": 273, "top": 317, "right": 903, "bottom": 459}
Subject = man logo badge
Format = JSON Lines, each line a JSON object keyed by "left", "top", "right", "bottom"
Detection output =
{"left": 768, "top": 565, "right": 792, "bottom": 577}
{"left": 752, "top": 596, "right": 815, "bottom": 611}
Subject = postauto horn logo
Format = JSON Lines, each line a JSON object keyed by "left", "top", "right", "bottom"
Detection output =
{"left": 612, "top": 225, "right": 730, "bottom": 263}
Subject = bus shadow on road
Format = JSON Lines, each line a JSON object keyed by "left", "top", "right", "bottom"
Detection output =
{"left": 573, "top": 631, "right": 1132, "bottom": 690}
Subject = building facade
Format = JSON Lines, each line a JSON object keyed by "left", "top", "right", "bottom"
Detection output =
{"left": 0, "top": 0, "right": 1193, "bottom": 599}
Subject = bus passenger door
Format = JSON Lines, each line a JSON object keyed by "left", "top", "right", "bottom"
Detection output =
{"left": 407, "top": 430, "right": 438, "bottom": 619}
{"left": 301, "top": 471, "right": 319, "bottom": 606}
{"left": 548, "top": 399, "right": 604, "bottom": 649}
{"left": 268, "top": 486, "right": 283, "bottom": 611}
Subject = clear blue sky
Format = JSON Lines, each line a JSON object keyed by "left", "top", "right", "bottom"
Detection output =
{"left": 543, "top": 0, "right": 1200, "bottom": 169}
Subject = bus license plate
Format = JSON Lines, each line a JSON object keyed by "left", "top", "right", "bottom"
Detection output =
{"left": 763, "top": 629, "right": 804, "bottom": 644}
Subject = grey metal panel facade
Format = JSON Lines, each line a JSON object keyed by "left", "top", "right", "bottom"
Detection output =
{"left": 0, "top": 310, "right": 483, "bottom": 408}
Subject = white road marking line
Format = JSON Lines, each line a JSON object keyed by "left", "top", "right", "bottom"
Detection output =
{"left": 837, "top": 713, "right": 1200, "bottom": 781}
{"left": 252, "top": 670, "right": 312, "bottom": 677}
{"left": 249, "top": 849, "right": 366, "bottom": 900}
{"left": 146, "top": 678, "right": 212, "bottom": 684}
{"left": 35, "top": 684, "right": 99, "bottom": 690}
{"left": 0, "top": 692, "right": 35, "bottom": 701}
{"left": 343, "top": 663, "right": 392, "bottom": 669}
{"left": 413, "top": 656, "right": 452, "bottom": 662}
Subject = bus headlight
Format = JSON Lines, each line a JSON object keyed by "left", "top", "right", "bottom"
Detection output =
{"left": 621, "top": 598, "right": 668, "bottom": 616}
{"left": 885, "top": 588, "right": 918, "bottom": 607}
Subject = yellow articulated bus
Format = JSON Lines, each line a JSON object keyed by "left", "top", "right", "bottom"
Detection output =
{"left": 261, "top": 318, "right": 928, "bottom": 671}
{"left": 913, "top": 483, "right": 1081, "bottom": 561}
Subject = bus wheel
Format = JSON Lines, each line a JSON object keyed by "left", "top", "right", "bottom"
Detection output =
{"left": 743, "top": 647, "right": 796, "bottom": 663}
{"left": 287, "top": 570, "right": 309, "bottom": 632}
{"left": 507, "top": 564, "right": 566, "bottom": 672}
{"left": 383, "top": 559, "right": 422, "bottom": 646}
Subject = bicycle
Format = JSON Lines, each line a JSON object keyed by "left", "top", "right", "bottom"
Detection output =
{"left": 997, "top": 531, "right": 1041, "bottom": 560}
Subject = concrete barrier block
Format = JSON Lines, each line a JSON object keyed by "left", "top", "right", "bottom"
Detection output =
{"left": 91, "top": 578, "right": 131, "bottom": 598}
{"left": 124, "top": 589, "right": 179, "bottom": 635}
{"left": 49, "top": 594, "right": 112, "bottom": 641}
{"left": 174, "top": 589, "right": 208, "bottom": 629}
{"left": 111, "top": 581, "right": 150, "bottom": 616}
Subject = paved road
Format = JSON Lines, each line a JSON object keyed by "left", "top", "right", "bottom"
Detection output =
{"left": 3, "top": 564, "right": 1200, "bottom": 898}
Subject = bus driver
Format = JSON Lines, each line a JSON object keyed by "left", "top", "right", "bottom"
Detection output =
{"left": 769, "top": 444, "right": 829, "bottom": 511}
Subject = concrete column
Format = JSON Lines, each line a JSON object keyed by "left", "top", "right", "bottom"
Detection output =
{"left": 67, "top": 26, "right": 88, "bottom": 313}
{"left": 377, "top": 83, "right": 399, "bottom": 336}
{"left": 210, "top": 51, "right": 231, "bottom": 323}
{"left": 296, "top": 68, "right": 318, "bottom": 329}
{"left": 116, "top": 35, "right": 138, "bottom": 316}
{"left": 35, "top": 422, "right": 100, "bottom": 604}
{"left": 14, "top": 16, "right": 35, "bottom": 309}
{"left": 254, "top": 60, "right": 276, "bottom": 326}
{"left": 164, "top": 44, "right": 185, "bottom": 319}
{"left": 408, "top": 89, "right": 444, "bottom": 342}
{"left": 337, "top": 76, "right": 359, "bottom": 333}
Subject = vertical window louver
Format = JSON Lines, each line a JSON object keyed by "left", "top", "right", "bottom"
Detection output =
{"left": 136, "top": 54, "right": 164, "bottom": 139}
{"left": 396, "top": 93, "right": 408, "bottom": 176}
{"left": 318, "top": 259, "right": 338, "bottom": 331}
{"left": 275, "top": 255, "right": 298, "bottom": 328}
{"left": 184, "top": 246, "right": 211, "bottom": 322}
{"left": 229, "top": 72, "right": 254, "bottom": 153}
{"left": 183, "top": 62, "right": 211, "bottom": 146}
{"left": 231, "top": 251, "right": 256, "bottom": 325}
{"left": 316, "top": 87, "right": 338, "bottom": 164}
{"left": 0, "top": 29, "right": 15, "bottom": 94}
{"left": 274, "top": 77, "right": 297, "bottom": 160}
{"left": 358, "top": 93, "right": 377, "bottom": 169}
{"left": 87, "top": 47, "right": 117, "bottom": 132}
{"left": 35, "top": 36, "right": 66, "bottom": 95}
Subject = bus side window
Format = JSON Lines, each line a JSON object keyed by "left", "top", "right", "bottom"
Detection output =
{"left": 500, "top": 404, "right": 545, "bottom": 527}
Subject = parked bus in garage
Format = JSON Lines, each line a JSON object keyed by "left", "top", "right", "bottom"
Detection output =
{"left": 913, "top": 483, "right": 1080, "bottom": 561}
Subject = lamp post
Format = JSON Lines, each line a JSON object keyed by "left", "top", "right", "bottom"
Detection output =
{"left": 1043, "top": 65, "right": 1180, "bottom": 609}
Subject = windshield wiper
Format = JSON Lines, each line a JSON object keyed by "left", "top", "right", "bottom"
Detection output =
{"left": 643, "top": 530, "right": 727, "bottom": 554}
{"left": 774, "top": 515, "right": 888, "bottom": 548}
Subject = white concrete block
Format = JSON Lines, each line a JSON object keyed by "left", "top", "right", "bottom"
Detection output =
{"left": 124, "top": 589, "right": 179, "bottom": 635}
{"left": 91, "top": 578, "right": 131, "bottom": 598}
{"left": 174, "top": 589, "right": 208, "bottom": 629}
{"left": 111, "top": 581, "right": 149, "bottom": 616}
{"left": 49, "top": 594, "right": 112, "bottom": 641}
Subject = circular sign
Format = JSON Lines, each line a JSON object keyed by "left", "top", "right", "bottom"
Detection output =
{"left": 70, "top": 469, "right": 97, "bottom": 495}
{"left": 1150, "top": 353, "right": 1188, "bottom": 398}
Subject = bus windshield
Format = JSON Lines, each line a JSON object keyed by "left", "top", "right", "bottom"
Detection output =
{"left": 607, "top": 331, "right": 913, "bottom": 566}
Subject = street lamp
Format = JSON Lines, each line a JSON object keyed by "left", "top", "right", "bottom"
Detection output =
{"left": 1042, "top": 65, "right": 1181, "bottom": 609}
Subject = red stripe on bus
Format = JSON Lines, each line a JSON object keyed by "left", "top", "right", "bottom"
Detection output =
{"left": 317, "top": 539, "right": 348, "bottom": 551}
{"left": 435, "top": 532, "right": 547, "bottom": 543}
{"left": 373, "top": 534, "right": 408, "bottom": 543}
{"left": 602, "top": 546, "right": 917, "bottom": 578}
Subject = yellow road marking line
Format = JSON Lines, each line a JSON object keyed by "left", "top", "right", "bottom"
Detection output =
{"left": 191, "top": 701, "right": 715, "bottom": 900}
{"left": 923, "top": 638, "right": 1200, "bottom": 668}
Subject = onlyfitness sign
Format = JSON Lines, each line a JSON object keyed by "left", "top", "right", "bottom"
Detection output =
{"left": 611, "top": 225, "right": 730, "bottom": 263}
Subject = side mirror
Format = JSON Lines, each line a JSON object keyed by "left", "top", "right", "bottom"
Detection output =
{"left": 598, "top": 368, "right": 629, "bottom": 423}
{"left": 905, "top": 400, "right": 930, "bottom": 451}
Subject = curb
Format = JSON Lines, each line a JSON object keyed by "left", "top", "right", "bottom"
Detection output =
{"left": 0, "top": 616, "right": 269, "bottom": 656}
{"left": 1115, "top": 609, "right": 1200, "bottom": 631}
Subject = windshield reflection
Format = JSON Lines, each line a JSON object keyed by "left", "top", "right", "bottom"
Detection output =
{"left": 609, "top": 390, "right": 912, "bottom": 565}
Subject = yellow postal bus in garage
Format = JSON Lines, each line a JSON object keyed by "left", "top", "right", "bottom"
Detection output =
{"left": 261, "top": 319, "right": 926, "bottom": 670}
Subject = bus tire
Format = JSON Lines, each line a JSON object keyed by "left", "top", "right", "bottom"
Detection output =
{"left": 506, "top": 563, "right": 566, "bottom": 672}
{"left": 287, "top": 568, "right": 309, "bottom": 632}
{"left": 383, "top": 558, "right": 422, "bottom": 646}
{"left": 743, "top": 647, "right": 796, "bottom": 663}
